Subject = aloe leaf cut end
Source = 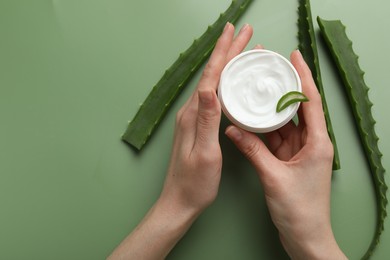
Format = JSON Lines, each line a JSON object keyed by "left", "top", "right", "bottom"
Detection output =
{"left": 276, "top": 91, "right": 309, "bottom": 113}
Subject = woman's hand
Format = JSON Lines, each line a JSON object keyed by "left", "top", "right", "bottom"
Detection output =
{"left": 226, "top": 50, "right": 347, "bottom": 260}
{"left": 159, "top": 22, "right": 253, "bottom": 218}
{"left": 108, "top": 23, "right": 253, "bottom": 260}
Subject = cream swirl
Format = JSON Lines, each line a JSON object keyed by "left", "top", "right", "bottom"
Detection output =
{"left": 218, "top": 50, "right": 301, "bottom": 133}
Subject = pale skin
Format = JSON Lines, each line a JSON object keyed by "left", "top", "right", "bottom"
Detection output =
{"left": 108, "top": 23, "right": 348, "bottom": 260}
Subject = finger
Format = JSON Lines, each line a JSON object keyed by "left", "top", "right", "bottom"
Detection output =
{"left": 275, "top": 120, "right": 296, "bottom": 139}
{"left": 290, "top": 50, "right": 327, "bottom": 133}
{"left": 193, "top": 89, "right": 222, "bottom": 151}
{"left": 197, "top": 22, "right": 235, "bottom": 91}
{"left": 296, "top": 105, "right": 305, "bottom": 127}
{"left": 264, "top": 119, "right": 297, "bottom": 151}
{"left": 226, "top": 24, "right": 254, "bottom": 61}
{"left": 264, "top": 130, "right": 282, "bottom": 154}
{"left": 184, "top": 24, "right": 253, "bottom": 116}
{"left": 179, "top": 87, "right": 200, "bottom": 116}
{"left": 264, "top": 120, "right": 298, "bottom": 154}
{"left": 225, "top": 126, "right": 278, "bottom": 173}
{"left": 178, "top": 23, "right": 234, "bottom": 124}
{"left": 173, "top": 101, "right": 199, "bottom": 153}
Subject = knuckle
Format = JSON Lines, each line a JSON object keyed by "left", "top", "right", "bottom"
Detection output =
{"left": 198, "top": 108, "right": 220, "bottom": 127}
{"left": 202, "top": 62, "right": 219, "bottom": 80}
{"left": 322, "top": 139, "right": 334, "bottom": 160}
{"left": 243, "top": 140, "right": 261, "bottom": 160}
{"left": 196, "top": 147, "right": 221, "bottom": 165}
{"left": 175, "top": 110, "right": 185, "bottom": 127}
{"left": 176, "top": 108, "right": 184, "bottom": 123}
{"left": 310, "top": 134, "right": 334, "bottom": 161}
{"left": 176, "top": 106, "right": 196, "bottom": 129}
{"left": 175, "top": 115, "right": 188, "bottom": 133}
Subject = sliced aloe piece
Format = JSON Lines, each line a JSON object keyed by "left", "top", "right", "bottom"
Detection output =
{"left": 297, "top": 0, "right": 340, "bottom": 170}
{"left": 276, "top": 91, "right": 308, "bottom": 113}
{"left": 122, "top": 0, "right": 253, "bottom": 150}
{"left": 318, "top": 17, "right": 388, "bottom": 259}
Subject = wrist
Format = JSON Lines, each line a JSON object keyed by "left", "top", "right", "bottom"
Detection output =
{"left": 153, "top": 195, "right": 201, "bottom": 235}
{"left": 158, "top": 185, "right": 208, "bottom": 219}
{"left": 107, "top": 196, "right": 200, "bottom": 260}
{"left": 280, "top": 223, "right": 347, "bottom": 260}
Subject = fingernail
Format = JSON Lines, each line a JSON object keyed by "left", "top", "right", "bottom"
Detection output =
{"left": 295, "top": 49, "right": 303, "bottom": 57}
{"left": 225, "top": 126, "right": 242, "bottom": 141}
{"left": 224, "top": 22, "right": 232, "bottom": 32}
{"left": 253, "top": 44, "right": 264, "bottom": 49}
{"left": 239, "top": 23, "right": 250, "bottom": 32}
{"left": 198, "top": 89, "right": 213, "bottom": 105}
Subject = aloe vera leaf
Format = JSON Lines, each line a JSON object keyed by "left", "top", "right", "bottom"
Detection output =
{"left": 297, "top": 0, "right": 341, "bottom": 170}
{"left": 317, "top": 17, "right": 388, "bottom": 259}
{"left": 276, "top": 91, "right": 309, "bottom": 113}
{"left": 122, "top": 0, "right": 253, "bottom": 150}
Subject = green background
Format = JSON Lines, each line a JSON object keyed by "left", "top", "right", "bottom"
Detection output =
{"left": 1, "top": 0, "right": 389, "bottom": 259}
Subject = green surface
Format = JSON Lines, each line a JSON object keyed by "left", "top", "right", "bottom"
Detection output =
{"left": 0, "top": 0, "right": 389, "bottom": 259}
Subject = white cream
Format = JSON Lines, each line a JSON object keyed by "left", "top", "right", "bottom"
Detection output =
{"left": 218, "top": 49, "right": 301, "bottom": 133}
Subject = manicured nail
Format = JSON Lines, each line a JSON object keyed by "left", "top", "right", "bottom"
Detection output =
{"left": 295, "top": 49, "right": 303, "bottom": 57}
{"left": 224, "top": 22, "right": 232, "bottom": 32}
{"left": 225, "top": 126, "right": 242, "bottom": 141}
{"left": 239, "top": 23, "right": 250, "bottom": 32}
{"left": 253, "top": 44, "right": 264, "bottom": 49}
{"left": 198, "top": 89, "right": 213, "bottom": 105}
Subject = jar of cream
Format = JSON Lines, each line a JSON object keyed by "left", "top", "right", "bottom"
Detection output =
{"left": 218, "top": 49, "right": 302, "bottom": 133}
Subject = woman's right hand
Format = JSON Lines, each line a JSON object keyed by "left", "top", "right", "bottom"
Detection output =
{"left": 226, "top": 50, "right": 347, "bottom": 260}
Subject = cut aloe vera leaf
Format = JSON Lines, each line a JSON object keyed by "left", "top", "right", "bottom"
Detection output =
{"left": 122, "top": 0, "right": 253, "bottom": 150}
{"left": 318, "top": 17, "right": 388, "bottom": 259}
{"left": 297, "top": 0, "right": 340, "bottom": 170}
{"left": 276, "top": 91, "right": 308, "bottom": 113}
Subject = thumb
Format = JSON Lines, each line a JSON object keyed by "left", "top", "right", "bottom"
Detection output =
{"left": 193, "top": 89, "right": 221, "bottom": 150}
{"left": 225, "top": 126, "right": 278, "bottom": 173}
